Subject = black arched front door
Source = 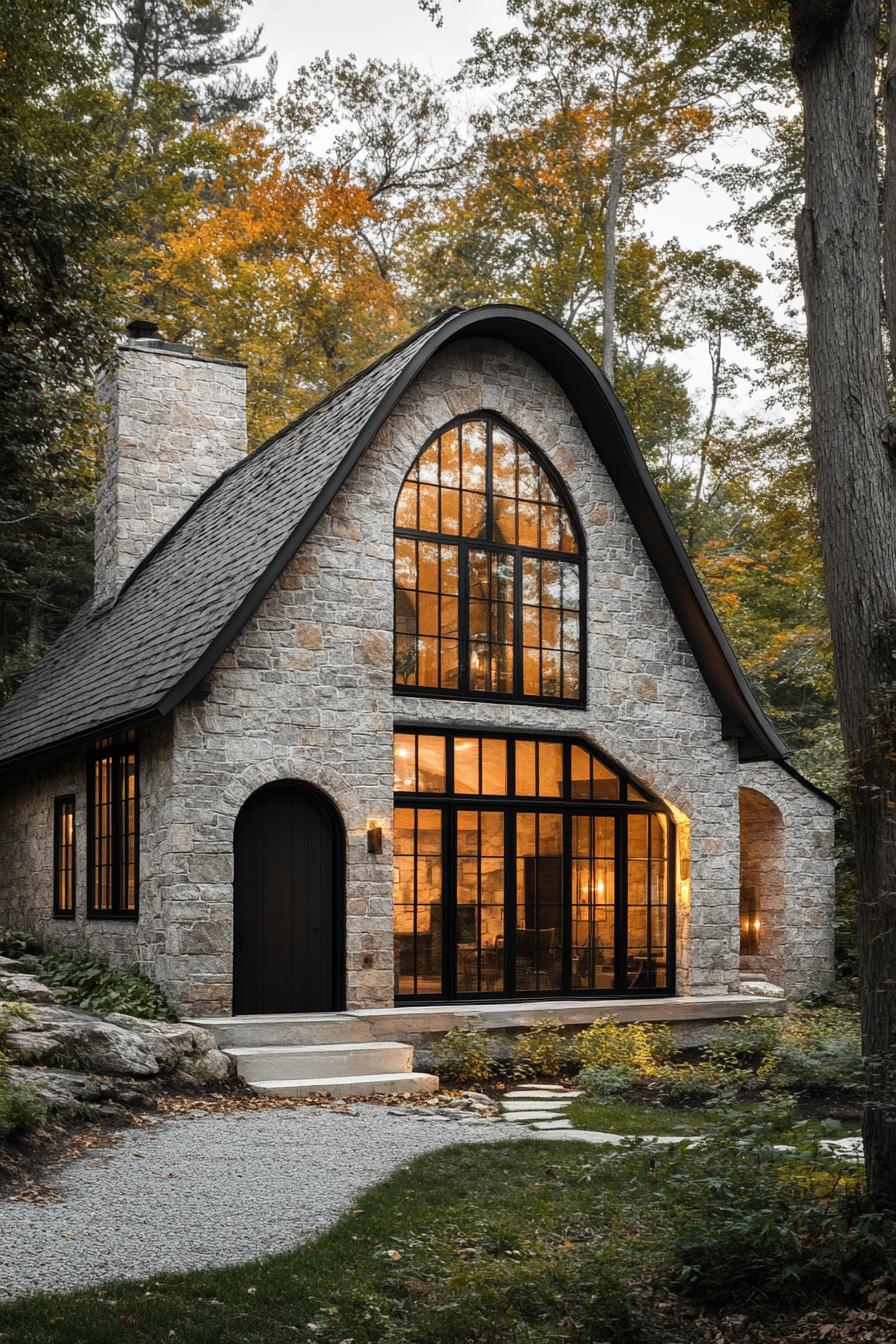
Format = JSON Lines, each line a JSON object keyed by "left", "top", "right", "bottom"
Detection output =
{"left": 233, "top": 782, "right": 345, "bottom": 1015}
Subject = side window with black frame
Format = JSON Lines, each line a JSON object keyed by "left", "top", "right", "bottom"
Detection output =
{"left": 53, "top": 795, "right": 76, "bottom": 918}
{"left": 87, "top": 732, "right": 139, "bottom": 918}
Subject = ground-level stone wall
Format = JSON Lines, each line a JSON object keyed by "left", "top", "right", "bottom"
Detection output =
{"left": 737, "top": 761, "right": 836, "bottom": 998}
{"left": 0, "top": 720, "right": 174, "bottom": 989}
{"left": 162, "top": 336, "right": 744, "bottom": 1014}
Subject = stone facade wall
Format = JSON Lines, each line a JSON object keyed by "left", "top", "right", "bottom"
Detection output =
{"left": 0, "top": 335, "right": 836, "bottom": 1016}
{"left": 737, "top": 762, "right": 836, "bottom": 998}
{"left": 0, "top": 720, "right": 174, "bottom": 988}
{"left": 162, "top": 337, "right": 744, "bottom": 1014}
{"left": 94, "top": 342, "right": 247, "bottom": 606}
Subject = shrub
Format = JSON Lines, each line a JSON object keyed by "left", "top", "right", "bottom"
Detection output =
{"left": 703, "top": 1015, "right": 783, "bottom": 1073}
{"left": 646, "top": 1061, "right": 733, "bottom": 1107}
{"left": 766, "top": 1037, "right": 865, "bottom": 1096}
{"left": 511, "top": 1020, "right": 569, "bottom": 1080}
{"left": 578, "top": 1064, "right": 639, "bottom": 1101}
{"left": 431, "top": 1025, "right": 495, "bottom": 1086}
{"left": 0, "top": 1075, "right": 47, "bottom": 1140}
{"left": 38, "top": 953, "right": 174, "bottom": 1021}
{"left": 573, "top": 1017, "right": 673, "bottom": 1075}
{"left": 0, "top": 927, "right": 39, "bottom": 958}
{"left": 658, "top": 1106, "right": 891, "bottom": 1306}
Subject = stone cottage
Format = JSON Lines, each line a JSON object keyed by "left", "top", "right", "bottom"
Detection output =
{"left": 0, "top": 305, "right": 836, "bottom": 1055}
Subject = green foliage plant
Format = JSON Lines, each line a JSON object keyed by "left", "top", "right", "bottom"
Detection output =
{"left": 510, "top": 1020, "right": 570, "bottom": 1080}
{"left": 38, "top": 952, "right": 175, "bottom": 1021}
{"left": 430, "top": 1024, "right": 495, "bottom": 1086}
{"left": 573, "top": 1017, "right": 673, "bottom": 1074}
{"left": 577, "top": 1064, "right": 640, "bottom": 1101}
{"left": 0, "top": 927, "right": 40, "bottom": 958}
{"left": 659, "top": 1104, "right": 891, "bottom": 1306}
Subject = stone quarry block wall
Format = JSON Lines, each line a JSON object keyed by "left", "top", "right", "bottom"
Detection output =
{"left": 0, "top": 337, "right": 836, "bottom": 1016}
{"left": 0, "top": 720, "right": 175, "bottom": 990}
{"left": 94, "top": 343, "right": 246, "bottom": 607}
{"left": 163, "top": 337, "right": 745, "bottom": 1014}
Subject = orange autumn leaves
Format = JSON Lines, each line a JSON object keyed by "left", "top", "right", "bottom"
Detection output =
{"left": 151, "top": 122, "right": 410, "bottom": 445}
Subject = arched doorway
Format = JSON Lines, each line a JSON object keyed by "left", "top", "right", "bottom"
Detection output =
{"left": 738, "top": 787, "right": 784, "bottom": 981}
{"left": 233, "top": 782, "right": 345, "bottom": 1015}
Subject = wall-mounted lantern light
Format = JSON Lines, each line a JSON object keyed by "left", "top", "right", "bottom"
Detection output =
{"left": 367, "top": 822, "right": 383, "bottom": 855}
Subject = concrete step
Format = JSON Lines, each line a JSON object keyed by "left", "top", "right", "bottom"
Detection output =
{"left": 248, "top": 1071, "right": 440, "bottom": 1100}
{"left": 187, "top": 1013, "right": 374, "bottom": 1050}
{"left": 226, "top": 1040, "right": 414, "bottom": 1084}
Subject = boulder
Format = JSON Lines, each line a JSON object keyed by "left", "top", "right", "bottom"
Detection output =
{"left": 3, "top": 1003, "right": 159, "bottom": 1076}
{"left": 0, "top": 971, "right": 55, "bottom": 1003}
{"left": 5, "top": 1066, "right": 146, "bottom": 1113}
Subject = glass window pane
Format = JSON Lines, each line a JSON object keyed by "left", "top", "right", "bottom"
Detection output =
{"left": 394, "top": 734, "right": 415, "bottom": 791}
{"left": 395, "top": 483, "right": 417, "bottom": 530}
{"left": 481, "top": 738, "right": 507, "bottom": 795}
{"left": 417, "top": 736, "right": 446, "bottom": 792}
{"left": 454, "top": 738, "right": 480, "bottom": 794}
{"left": 537, "top": 741, "right": 563, "bottom": 797}
{"left": 440, "top": 427, "right": 460, "bottom": 487}
{"left": 515, "top": 740, "right": 537, "bottom": 796}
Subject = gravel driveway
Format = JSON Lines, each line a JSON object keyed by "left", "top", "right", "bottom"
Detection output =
{"left": 0, "top": 1104, "right": 519, "bottom": 1300}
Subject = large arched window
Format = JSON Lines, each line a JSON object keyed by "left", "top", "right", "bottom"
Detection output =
{"left": 394, "top": 414, "right": 585, "bottom": 703}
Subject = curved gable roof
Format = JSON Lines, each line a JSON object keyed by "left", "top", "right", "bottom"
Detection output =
{"left": 0, "top": 304, "right": 787, "bottom": 770}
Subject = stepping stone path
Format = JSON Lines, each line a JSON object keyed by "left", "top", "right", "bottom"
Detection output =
{"left": 499, "top": 1086, "right": 581, "bottom": 1130}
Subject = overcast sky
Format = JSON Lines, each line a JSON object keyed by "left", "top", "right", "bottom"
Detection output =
{"left": 247, "top": 0, "right": 781, "bottom": 410}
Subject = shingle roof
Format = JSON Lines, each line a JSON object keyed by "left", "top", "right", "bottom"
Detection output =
{"left": 0, "top": 304, "right": 789, "bottom": 770}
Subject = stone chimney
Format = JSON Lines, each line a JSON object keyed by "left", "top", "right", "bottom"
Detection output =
{"left": 94, "top": 321, "right": 247, "bottom": 606}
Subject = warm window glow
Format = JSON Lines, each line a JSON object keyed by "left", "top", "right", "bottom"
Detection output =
{"left": 53, "top": 796, "right": 76, "bottom": 917}
{"left": 394, "top": 415, "right": 584, "bottom": 701}
{"left": 392, "top": 731, "right": 671, "bottom": 999}
{"left": 88, "top": 735, "right": 139, "bottom": 917}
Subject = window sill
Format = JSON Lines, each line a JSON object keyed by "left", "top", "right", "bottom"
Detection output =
{"left": 393, "top": 685, "right": 586, "bottom": 710}
{"left": 85, "top": 910, "right": 139, "bottom": 921}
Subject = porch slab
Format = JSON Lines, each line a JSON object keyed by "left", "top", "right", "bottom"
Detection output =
{"left": 351, "top": 993, "right": 785, "bottom": 1047}
{"left": 190, "top": 994, "right": 785, "bottom": 1053}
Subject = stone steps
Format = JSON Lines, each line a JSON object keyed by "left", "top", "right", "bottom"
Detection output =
{"left": 226, "top": 1040, "right": 415, "bottom": 1083}
{"left": 189, "top": 1013, "right": 375, "bottom": 1050}
{"left": 250, "top": 1072, "right": 440, "bottom": 1100}
{"left": 190, "top": 1019, "right": 440, "bottom": 1099}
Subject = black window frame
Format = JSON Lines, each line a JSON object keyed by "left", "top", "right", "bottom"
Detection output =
{"left": 393, "top": 725, "right": 676, "bottom": 1003}
{"left": 86, "top": 733, "right": 140, "bottom": 920}
{"left": 393, "top": 412, "right": 588, "bottom": 708}
{"left": 52, "top": 795, "right": 77, "bottom": 919}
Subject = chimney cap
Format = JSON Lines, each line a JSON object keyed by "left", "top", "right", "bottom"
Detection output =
{"left": 126, "top": 318, "right": 161, "bottom": 341}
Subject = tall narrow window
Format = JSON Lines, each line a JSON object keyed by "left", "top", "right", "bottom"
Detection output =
{"left": 53, "top": 796, "right": 76, "bottom": 918}
{"left": 394, "top": 415, "right": 585, "bottom": 702}
{"left": 88, "top": 733, "right": 139, "bottom": 917}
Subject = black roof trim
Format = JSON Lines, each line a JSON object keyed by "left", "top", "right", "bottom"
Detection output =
{"left": 0, "top": 304, "right": 789, "bottom": 770}
{"left": 159, "top": 304, "right": 787, "bottom": 760}
{"left": 777, "top": 760, "right": 840, "bottom": 809}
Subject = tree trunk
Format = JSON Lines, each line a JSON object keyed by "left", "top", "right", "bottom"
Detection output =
{"left": 791, "top": 0, "right": 896, "bottom": 1206}
{"left": 883, "top": 2, "right": 896, "bottom": 377}
{"left": 601, "top": 127, "right": 625, "bottom": 383}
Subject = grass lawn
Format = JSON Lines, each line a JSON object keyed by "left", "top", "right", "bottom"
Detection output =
{"left": 0, "top": 1130, "right": 879, "bottom": 1344}
{"left": 0, "top": 1139, "right": 651, "bottom": 1344}
{"left": 565, "top": 1097, "right": 705, "bottom": 1135}
{"left": 565, "top": 1096, "right": 859, "bottom": 1141}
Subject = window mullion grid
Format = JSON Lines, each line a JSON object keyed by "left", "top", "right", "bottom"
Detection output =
{"left": 614, "top": 813, "right": 628, "bottom": 993}
{"left": 111, "top": 748, "right": 122, "bottom": 915}
{"left": 562, "top": 809, "right": 572, "bottom": 993}
{"left": 445, "top": 804, "right": 456, "bottom": 1000}
{"left": 459, "top": 540, "right": 470, "bottom": 694}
